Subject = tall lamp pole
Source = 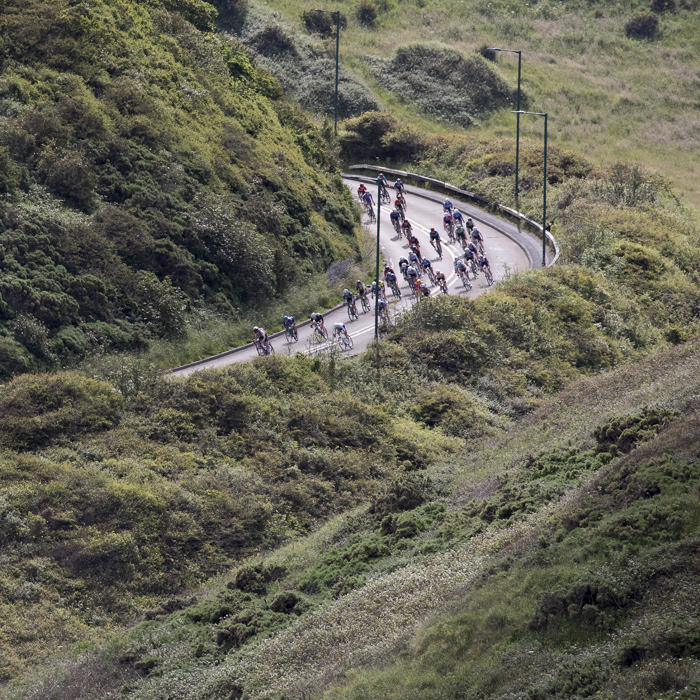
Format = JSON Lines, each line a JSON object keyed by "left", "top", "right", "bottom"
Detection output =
{"left": 513, "top": 111, "right": 548, "bottom": 267}
{"left": 374, "top": 176, "right": 382, "bottom": 340}
{"left": 489, "top": 48, "right": 522, "bottom": 200}
{"left": 313, "top": 9, "right": 340, "bottom": 134}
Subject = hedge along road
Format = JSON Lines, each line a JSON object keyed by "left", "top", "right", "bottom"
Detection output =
{"left": 169, "top": 178, "right": 537, "bottom": 377}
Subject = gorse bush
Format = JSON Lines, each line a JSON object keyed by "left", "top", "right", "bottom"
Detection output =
{"left": 300, "top": 9, "right": 347, "bottom": 38}
{"left": 0, "top": 0, "right": 360, "bottom": 375}
{"left": 625, "top": 11, "right": 660, "bottom": 38}
{"left": 356, "top": 0, "right": 378, "bottom": 27}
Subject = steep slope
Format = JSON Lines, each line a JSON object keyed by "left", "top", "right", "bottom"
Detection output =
{"left": 0, "top": 0, "right": 359, "bottom": 374}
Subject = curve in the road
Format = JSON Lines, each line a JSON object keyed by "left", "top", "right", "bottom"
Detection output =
{"left": 169, "top": 179, "right": 540, "bottom": 377}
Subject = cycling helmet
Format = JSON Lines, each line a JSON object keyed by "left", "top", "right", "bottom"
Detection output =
{"left": 357, "top": 280, "right": 362, "bottom": 284}
{"left": 435, "top": 270, "right": 442, "bottom": 275}
{"left": 343, "top": 289, "right": 349, "bottom": 294}
{"left": 253, "top": 326, "right": 259, "bottom": 331}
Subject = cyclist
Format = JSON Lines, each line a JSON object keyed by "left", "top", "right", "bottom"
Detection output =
{"left": 466, "top": 217, "right": 474, "bottom": 233}
{"left": 394, "top": 177, "right": 404, "bottom": 195}
{"left": 377, "top": 173, "right": 389, "bottom": 199}
{"left": 343, "top": 287, "right": 357, "bottom": 311}
{"left": 385, "top": 269, "right": 399, "bottom": 294}
{"left": 435, "top": 268, "right": 448, "bottom": 293}
{"left": 333, "top": 321, "right": 351, "bottom": 344}
{"left": 362, "top": 189, "right": 374, "bottom": 207}
{"left": 453, "top": 208, "right": 464, "bottom": 226}
{"left": 409, "top": 244, "right": 423, "bottom": 265}
{"left": 455, "top": 223, "right": 467, "bottom": 248}
{"left": 253, "top": 326, "right": 271, "bottom": 353}
{"left": 443, "top": 209, "right": 453, "bottom": 234}
{"left": 310, "top": 311, "right": 326, "bottom": 336}
{"left": 390, "top": 207, "right": 401, "bottom": 233}
{"left": 357, "top": 183, "right": 367, "bottom": 200}
{"left": 464, "top": 246, "right": 477, "bottom": 277}
{"left": 429, "top": 227, "right": 442, "bottom": 252}
{"left": 478, "top": 254, "right": 493, "bottom": 281}
{"left": 467, "top": 240, "right": 479, "bottom": 260}
{"left": 454, "top": 257, "right": 468, "bottom": 282}
{"left": 356, "top": 280, "right": 369, "bottom": 301}
{"left": 395, "top": 193, "right": 406, "bottom": 214}
{"left": 398, "top": 256, "right": 409, "bottom": 278}
{"left": 406, "top": 264, "right": 418, "bottom": 288}
{"left": 419, "top": 280, "right": 431, "bottom": 298}
{"left": 406, "top": 232, "right": 419, "bottom": 250}
{"left": 421, "top": 256, "right": 433, "bottom": 275}
{"left": 401, "top": 218, "right": 412, "bottom": 237}
{"left": 443, "top": 198, "right": 453, "bottom": 213}
{"left": 283, "top": 315, "right": 297, "bottom": 333}
{"left": 471, "top": 227, "right": 485, "bottom": 252}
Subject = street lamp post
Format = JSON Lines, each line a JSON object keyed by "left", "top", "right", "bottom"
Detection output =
{"left": 374, "top": 177, "right": 382, "bottom": 340}
{"left": 313, "top": 9, "right": 340, "bottom": 134}
{"left": 512, "top": 111, "right": 548, "bottom": 267}
{"left": 488, "top": 48, "right": 522, "bottom": 201}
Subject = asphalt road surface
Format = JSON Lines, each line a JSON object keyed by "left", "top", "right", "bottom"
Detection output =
{"left": 169, "top": 179, "right": 535, "bottom": 377}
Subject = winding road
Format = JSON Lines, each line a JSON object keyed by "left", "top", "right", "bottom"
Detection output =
{"left": 169, "top": 178, "right": 544, "bottom": 377}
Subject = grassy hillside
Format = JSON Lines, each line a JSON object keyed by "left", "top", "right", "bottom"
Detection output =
{"left": 248, "top": 0, "right": 700, "bottom": 207}
{"left": 3, "top": 147, "right": 700, "bottom": 692}
{"left": 0, "top": 0, "right": 362, "bottom": 375}
{"left": 4, "top": 337, "right": 700, "bottom": 699}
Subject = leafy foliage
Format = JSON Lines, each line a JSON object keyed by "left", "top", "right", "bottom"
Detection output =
{"left": 0, "top": 0, "right": 359, "bottom": 375}
{"left": 367, "top": 45, "right": 520, "bottom": 127}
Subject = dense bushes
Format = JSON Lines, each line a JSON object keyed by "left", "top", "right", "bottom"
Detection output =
{"left": 232, "top": 3, "right": 380, "bottom": 119}
{"left": 0, "top": 0, "right": 360, "bottom": 375}
{"left": 367, "top": 45, "right": 520, "bottom": 127}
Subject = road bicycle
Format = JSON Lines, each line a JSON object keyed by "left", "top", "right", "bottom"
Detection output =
{"left": 483, "top": 266, "right": 494, "bottom": 286}
{"left": 458, "top": 270, "right": 472, "bottom": 291}
{"left": 393, "top": 219, "right": 401, "bottom": 236}
{"left": 438, "top": 278, "right": 449, "bottom": 295}
{"left": 312, "top": 323, "right": 328, "bottom": 342}
{"left": 389, "top": 279, "right": 401, "bottom": 299}
{"left": 427, "top": 267, "right": 436, "bottom": 287}
{"left": 407, "top": 276, "right": 417, "bottom": 294}
{"left": 367, "top": 204, "right": 376, "bottom": 223}
{"left": 254, "top": 338, "right": 275, "bottom": 356}
{"left": 336, "top": 332, "right": 354, "bottom": 351}
{"left": 360, "top": 294, "right": 371, "bottom": 313}
{"left": 445, "top": 221, "right": 455, "bottom": 244}
{"left": 431, "top": 239, "right": 443, "bottom": 259}
{"left": 380, "top": 186, "right": 391, "bottom": 205}
{"left": 284, "top": 326, "right": 298, "bottom": 344}
{"left": 379, "top": 306, "right": 391, "bottom": 325}
{"left": 347, "top": 302, "right": 359, "bottom": 321}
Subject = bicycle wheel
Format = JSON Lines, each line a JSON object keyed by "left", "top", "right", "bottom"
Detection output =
{"left": 254, "top": 340, "right": 264, "bottom": 356}
{"left": 436, "top": 242, "right": 443, "bottom": 259}
{"left": 428, "top": 269, "right": 436, "bottom": 286}
{"left": 381, "top": 189, "right": 391, "bottom": 205}
{"left": 361, "top": 297, "right": 370, "bottom": 313}
{"left": 461, "top": 274, "right": 472, "bottom": 291}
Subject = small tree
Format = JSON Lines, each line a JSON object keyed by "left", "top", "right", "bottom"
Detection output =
{"left": 301, "top": 10, "right": 347, "bottom": 38}
{"left": 625, "top": 12, "right": 659, "bottom": 39}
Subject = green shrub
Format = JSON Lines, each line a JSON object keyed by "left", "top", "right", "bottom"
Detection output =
{"left": 650, "top": 0, "right": 676, "bottom": 12}
{"left": 368, "top": 45, "right": 519, "bottom": 127}
{"left": 356, "top": 0, "right": 378, "bottom": 27}
{"left": 301, "top": 10, "right": 347, "bottom": 38}
{"left": 625, "top": 12, "right": 660, "bottom": 39}
{"left": 0, "top": 372, "right": 122, "bottom": 449}
{"left": 0, "top": 336, "right": 30, "bottom": 378}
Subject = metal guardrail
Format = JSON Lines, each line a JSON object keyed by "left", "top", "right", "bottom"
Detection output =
{"left": 348, "top": 164, "right": 560, "bottom": 267}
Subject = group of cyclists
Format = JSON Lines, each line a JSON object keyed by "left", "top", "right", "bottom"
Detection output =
{"left": 253, "top": 175, "right": 496, "bottom": 355}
